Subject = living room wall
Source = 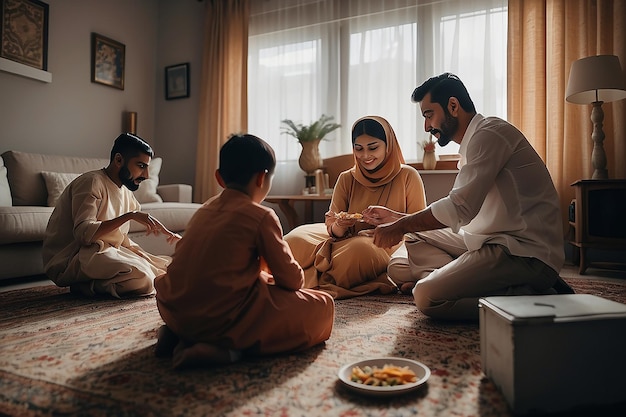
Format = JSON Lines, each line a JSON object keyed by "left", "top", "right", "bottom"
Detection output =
{"left": 0, "top": 0, "right": 204, "bottom": 188}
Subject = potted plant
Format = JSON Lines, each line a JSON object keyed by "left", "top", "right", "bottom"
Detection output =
{"left": 281, "top": 114, "right": 341, "bottom": 174}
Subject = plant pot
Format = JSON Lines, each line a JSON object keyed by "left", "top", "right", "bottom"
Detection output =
{"left": 422, "top": 150, "right": 437, "bottom": 170}
{"left": 299, "top": 139, "right": 323, "bottom": 174}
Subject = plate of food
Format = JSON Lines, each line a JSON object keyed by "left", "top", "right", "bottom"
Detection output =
{"left": 337, "top": 357, "right": 430, "bottom": 397}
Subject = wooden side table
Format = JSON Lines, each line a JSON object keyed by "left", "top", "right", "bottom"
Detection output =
{"left": 569, "top": 179, "right": 626, "bottom": 274}
{"left": 265, "top": 194, "right": 332, "bottom": 230}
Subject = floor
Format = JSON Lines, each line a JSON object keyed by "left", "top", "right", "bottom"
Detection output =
{"left": 566, "top": 263, "right": 626, "bottom": 283}
{"left": 1, "top": 262, "right": 624, "bottom": 293}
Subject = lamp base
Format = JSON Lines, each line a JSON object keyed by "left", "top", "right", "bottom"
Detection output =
{"left": 592, "top": 169, "right": 608, "bottom": 180}
{"left": 590, "top": 101, "right": 608, "bottom": 180}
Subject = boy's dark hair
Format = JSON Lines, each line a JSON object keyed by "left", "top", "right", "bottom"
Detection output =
{"left": 411, "top": 73, "right": 476, "bottom": 114}
{"left": 352, "top": 118, "right": 386, "bottom": 144}
{"left": 218, "top": 134, "right": 276, "bottom": 187}
{"left": 110, "top": 133, "right": 154, "bottom": 162}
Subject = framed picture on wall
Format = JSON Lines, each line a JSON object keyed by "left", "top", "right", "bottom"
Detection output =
{"left": 0, "top": 0, "right": 49, "bottom": 70}
{"left": 91, "top": 32, "right": 125, "bottom": 90}
{"left": 165, "top": 62, "right": 190, "bottom": 100}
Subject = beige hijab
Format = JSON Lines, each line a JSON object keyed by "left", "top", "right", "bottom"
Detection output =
{"left": 351, "top": 115, "right": 406, "bottom": 189}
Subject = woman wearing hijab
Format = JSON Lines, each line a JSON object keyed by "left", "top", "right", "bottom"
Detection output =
{"left": 284, "top": 116, "right": 427, "bottom": 299}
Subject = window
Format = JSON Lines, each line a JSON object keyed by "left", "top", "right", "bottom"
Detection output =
{"left": 248, "top": 0, "right": 507, "bottom": 163}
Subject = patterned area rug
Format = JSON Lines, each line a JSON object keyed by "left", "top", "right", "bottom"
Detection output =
{"left": 1, "top": 278, "right": 625, "bottom": 417}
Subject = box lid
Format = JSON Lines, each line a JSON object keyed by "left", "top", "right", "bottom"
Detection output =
{"left": 479, "top": 294, "right": 626, "bottom": 324}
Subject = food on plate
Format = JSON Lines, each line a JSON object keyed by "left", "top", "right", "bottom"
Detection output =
{"left": 350, "top": 364, "right": 417, "bottom": 386}
{"left": 335, "top": 211, "right": 363, "bottom": 220}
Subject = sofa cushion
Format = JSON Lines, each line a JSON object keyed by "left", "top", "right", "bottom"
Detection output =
{"left": 0, "top": 206, "right": 54, "bottom": 244}
{"left": 0, "top": 156, "right": 11, "bottom": 206}
{"left": 134, "top": 157, "right": 163, "bottom": 204}
{"left": 41, "top": 171, "right": 80, "bottom": 206}
{"left": 1, "top": 151, "right": 108, "bottom": 206}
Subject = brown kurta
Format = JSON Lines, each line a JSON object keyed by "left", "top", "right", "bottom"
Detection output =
{"left": 285, "top": 116, "right": 427, "bottom": 299}
{"left": 42, "top": 169, "right": 169, "bottom": 298}
{"left": 155, "top": 189, "right": 334, "bottom": 355}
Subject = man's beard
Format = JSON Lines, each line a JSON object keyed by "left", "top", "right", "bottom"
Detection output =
{"left": 430, "top": 111, "right": 458, "bottom": 147}
{"left": 119, "top": 165, "right": 143, "bottom": 191}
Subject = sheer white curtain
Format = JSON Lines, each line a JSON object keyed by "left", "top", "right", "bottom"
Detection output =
{"left": 248, "top": 0, "right": 507, "bottom": 165}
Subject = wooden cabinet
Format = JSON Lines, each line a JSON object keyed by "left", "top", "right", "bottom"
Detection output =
{"left": 569, "top": 180, "right": 626, "bottom": 274}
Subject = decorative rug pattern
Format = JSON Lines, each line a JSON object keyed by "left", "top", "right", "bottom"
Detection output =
{"left": 1, "top": 278, "right": 625, "bottom": 417}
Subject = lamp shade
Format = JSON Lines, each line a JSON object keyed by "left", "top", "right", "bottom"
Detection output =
{"left": 565, "top": 55, "right": 626, "bottom": 104}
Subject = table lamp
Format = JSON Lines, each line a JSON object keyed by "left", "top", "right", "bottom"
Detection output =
{"left": 565, "top": 55, "right": 626, "bottom": 179}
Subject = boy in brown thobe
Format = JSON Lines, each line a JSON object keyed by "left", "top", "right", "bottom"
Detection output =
{"left": 155, "top": 134, "right": 335, "bottom": 369}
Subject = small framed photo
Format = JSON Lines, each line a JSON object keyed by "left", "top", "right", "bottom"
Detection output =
{"left": 0, "top": 0, "right": 49, "bottom": 70}
{"left": 165, "top": 62, "right": 190, "bottom": 100}
{"left": 91, "top": 32, "right": 125, "bottom": 90}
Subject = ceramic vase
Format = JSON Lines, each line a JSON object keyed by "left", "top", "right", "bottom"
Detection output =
{"left": 422, "top": 150, "right": 437, "bottom": 170}
{"left": 298, "top": 139, "right": 323, "bottom": 174}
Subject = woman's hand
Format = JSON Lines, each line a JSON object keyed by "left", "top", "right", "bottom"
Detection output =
{"left": 326, "top": 211, "right": 358, "bottom": 238}
{"left": 330, "top": 219, "right": 352, "bottom": 238}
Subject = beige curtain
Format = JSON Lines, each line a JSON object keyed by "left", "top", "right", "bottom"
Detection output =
{"left": 195, "top": 0, "right": 250, "bottom": 203}
{"left": 508, "top": 0, "right": 626, "bottom": 229}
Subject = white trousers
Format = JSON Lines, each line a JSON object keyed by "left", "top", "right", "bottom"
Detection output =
{"left": 388, "top": 229, "right": 559, "bottom": 320}
{"left": 59, "top": 241, "right": 169, "bottom": 298}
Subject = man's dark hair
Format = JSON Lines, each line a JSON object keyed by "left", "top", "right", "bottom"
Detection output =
{"left": 411, "top": 73, "right": 476, "bottom": 113}
{"left": 110, "top": 133, "right": 154, "bottom": 162}
{"left": 352, "top": 118, "right": 386, "bottom": 144}
{"left": 218, "top": 134, "right": 276, "bottom": 187}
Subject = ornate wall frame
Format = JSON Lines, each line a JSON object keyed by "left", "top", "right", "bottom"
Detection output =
{"left": 0, "top": 0, "right": 49, "bottom": 70}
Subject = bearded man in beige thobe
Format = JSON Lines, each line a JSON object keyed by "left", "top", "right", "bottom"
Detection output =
{"left": 43, "top": 133, "right": 180, "bottom": 298}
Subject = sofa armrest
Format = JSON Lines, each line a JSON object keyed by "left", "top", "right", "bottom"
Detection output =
{"left": 157, "top": 184, "right": 192, "bottom": 203}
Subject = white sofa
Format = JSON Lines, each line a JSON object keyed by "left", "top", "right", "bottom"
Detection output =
{"left": 0, "top": 150, "right": 202, "bottom": 281}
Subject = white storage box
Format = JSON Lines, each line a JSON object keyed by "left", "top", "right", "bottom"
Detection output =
{"left": 479, "top": 294, "right": 626, "bottom": 415}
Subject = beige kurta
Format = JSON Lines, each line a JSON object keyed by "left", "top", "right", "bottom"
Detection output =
{"left": 42, "top": 169, "right": 169, "bottom": 298}
{"left": 155, "top": 189, "right": 334, "bottom": 356}
{"left": 285, "top": 115, "right": 427, "bottom": 299}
